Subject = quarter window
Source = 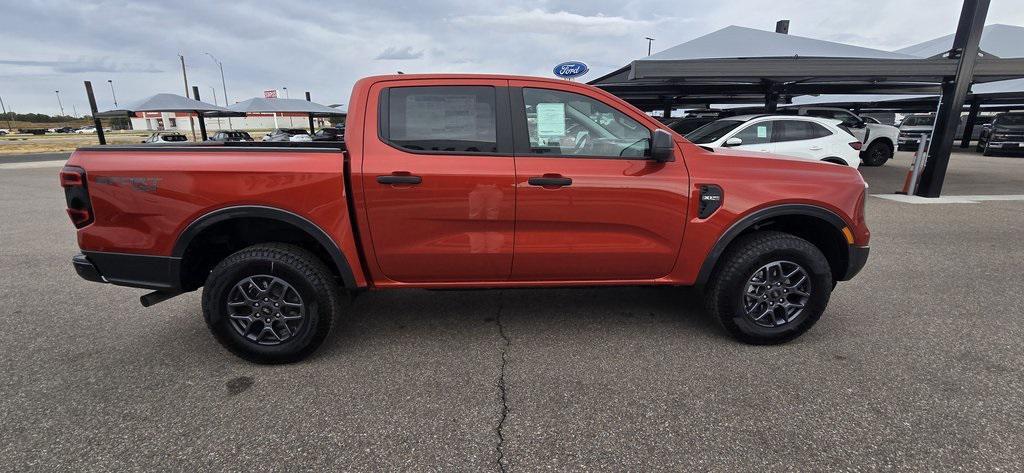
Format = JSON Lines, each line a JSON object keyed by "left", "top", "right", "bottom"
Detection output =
{"left": 521, "top": 88, "right": 650, "bottom": 158}
{"left": 385, "top": 86, "right": 498, "bottom": 153}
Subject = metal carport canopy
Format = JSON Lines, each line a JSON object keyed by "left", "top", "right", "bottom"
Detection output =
{"left": 625, "top": 57, "right": 1024, "bottom": 84}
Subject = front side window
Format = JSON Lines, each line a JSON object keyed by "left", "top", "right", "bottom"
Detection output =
{"left": 686, "top": 120, "right": 743, "bottom": 144}
{"left": 733, "top": 121, "right": 773, "bottom": 145}
{"left": 773, "top": 120, "right": 832, "bottom": 142}
{"left": 521, "top": 88, "right": 650, "bottom": 158}
{"left": 386, "top": 86, "right": 497, "bottom": 153}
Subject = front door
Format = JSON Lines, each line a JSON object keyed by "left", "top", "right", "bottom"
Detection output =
{"left": 361, "top": 79, "right": 516, "bottom": 282}
{"left": 508, "top": 83, "right": 689, "bottom": 281}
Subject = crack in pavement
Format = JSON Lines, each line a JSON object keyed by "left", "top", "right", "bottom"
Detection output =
{"left": 494, "top": 290, "right": 510, "bottom": 473}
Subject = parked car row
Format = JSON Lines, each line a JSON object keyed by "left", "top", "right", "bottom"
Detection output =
{"left": 685, "top": 114, "right": 863, "bottom": 168}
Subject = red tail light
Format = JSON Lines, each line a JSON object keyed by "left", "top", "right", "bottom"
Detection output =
{"left": 849, "top": 141, "right": 863, "bottom": 150}
{"left": 59, "top": 166, "right": 94, "bottom": 228}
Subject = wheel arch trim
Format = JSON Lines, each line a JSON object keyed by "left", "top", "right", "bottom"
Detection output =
{"left": 171, "top": 205, "right": 357, "bottom": 288}
{"left": 695, "top": 204, "right": 849, "bottom": 287}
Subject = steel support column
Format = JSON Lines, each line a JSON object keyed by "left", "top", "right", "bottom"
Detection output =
{"left": 959, "top": 98, "right": 981, "bottom": 147}
{"left": 191, "top": 86, "right": 208, "bottom": 141}
{"left": 306, "top": 92, "right": 316, "bottom": 134}
{"left": 84, "top": 81, "right": 105, "bottom": 145}
{"left": 763, "top": 81, "right": 779, "bottom": 112}
{"left": 916, "top": 0, "right": 989, "bottom": 197}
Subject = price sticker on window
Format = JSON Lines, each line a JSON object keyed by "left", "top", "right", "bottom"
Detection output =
{"left": 536, "top": 103, "right": 566, "bottom": 137}
{"left": 757, "top": 125, "right": 768, "bottom": 138}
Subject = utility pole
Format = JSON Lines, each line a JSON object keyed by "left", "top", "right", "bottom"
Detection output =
{"left": 55, "top": 90, "right": 65, "bottom": 117}
{"left": 645, "top": 37, "right": 655, "bottom": 56}
{"left": 107, "top": 79, "right": 118, "bottom": 107}
{"left": 179, "top": 54, "right": 197, "bottom": 141}
{"left": 72, "top": 104, "right": 78, "bottom": 118}
{"left": 0, "top": 95, "right": 12, "bottom": 130}
{"left": 205, "top": 52, "right": 232, "bottom": 128}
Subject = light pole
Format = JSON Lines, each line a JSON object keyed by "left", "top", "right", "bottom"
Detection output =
{"left": 55, "top": 90, "right": 65, "bottom": 117}
{"left": 204, "top": 52, "right": 232, "bottom": 128}
{"left": 283, "top": 87, "right": 292, "bottom": 126}
{"left": 645, "top": 37, "right": 655, "bottom": 56}
{"left": 107, "top": 80, "right": 118, "bottom": 107}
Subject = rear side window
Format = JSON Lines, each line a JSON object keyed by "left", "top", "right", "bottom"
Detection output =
{"left": 773, "top": 120, "right": 832, "bottom": 142}
{"left": 384, "top": 86, "right": 498, "bottom": 153}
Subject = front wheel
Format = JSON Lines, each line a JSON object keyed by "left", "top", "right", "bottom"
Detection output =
{"left": 860, "top": 140, "right": 892, "bottom": 167}
{"left": 202, "top": 243, "right": 342, "bottom": 363}
{"left": 704, "top": 231, "right": 834, "bottom": 344}
{"left": 982, "top": 140, "right": 995, "bottom": 156}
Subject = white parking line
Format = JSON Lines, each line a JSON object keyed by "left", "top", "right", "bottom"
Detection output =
{"left": 873, "top": 194, "right": 1024, "bottom": 204}
{"left": 0, "top": 160, "right": 68, "bottom": 170}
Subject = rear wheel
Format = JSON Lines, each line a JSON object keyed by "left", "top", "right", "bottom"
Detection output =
{"left": 704, "top": 231, "right": 833, "bottom": 344}
{"left": 860, "top": 140, "right": 892, "bottom": 167}
{"left": 202, "top": 243, "right": 341, "bottom": 363}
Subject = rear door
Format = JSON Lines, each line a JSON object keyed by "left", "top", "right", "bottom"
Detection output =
{"left": 508, "top": 82, "right": 689, "bottom": 281}
{"left": 769, "top": 119, "right": 835, "bottom": 159}
{"left": 361, "top": 79, "right": 516, "bottom": 282}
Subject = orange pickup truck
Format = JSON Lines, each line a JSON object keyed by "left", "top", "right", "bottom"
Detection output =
{"left": 61, "top": 74, "right": 870, "bottom": 363}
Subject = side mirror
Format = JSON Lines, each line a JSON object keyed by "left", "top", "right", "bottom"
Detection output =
{"left": 650, "top": 129, "right": 675, "bottom": 162}
{"left": 723, "top": 137, "right": 743, "bottom": 147}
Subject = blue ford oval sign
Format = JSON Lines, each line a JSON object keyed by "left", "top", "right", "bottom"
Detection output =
{"left": 553, "top": 61, "right": 589, "bottom": 79}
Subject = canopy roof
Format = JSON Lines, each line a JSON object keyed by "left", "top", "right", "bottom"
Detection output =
{"left": 648, "top": 25, "right": 913, "bottom": 61}
{"left": 590, "top": 24, "right": 1024, "bottom": 111}
{"left": 96, "top": 93, "right": 234, "bottom": 118}
{"left": 224, "top": 97, "right": 346, "bottom": 117}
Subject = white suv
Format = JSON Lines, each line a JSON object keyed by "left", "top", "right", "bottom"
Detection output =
{"left": 789, "top": 107, "right": 899, "bottom": 167}
{"left": 685, "top": 115, "right": 862, "bottom": 168}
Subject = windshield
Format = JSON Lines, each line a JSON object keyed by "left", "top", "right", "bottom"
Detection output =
{"left": 285, "top": 129, "right": 309, "bottom": 135}
{"left": 163, "top": 134, "right": 187, "bottom": 142}
{"left": 685, "top": 120, "right": 743, "bottom": 144}
{"left": 902, "top": 116, "right": 934, "bottom": 127}
{"left": 994, "top": 114, "right": 1024, "bottom": 127}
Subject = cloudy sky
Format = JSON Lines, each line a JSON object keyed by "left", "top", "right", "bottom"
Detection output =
{"left": 2, "top": 0, "right": 1023, "bottom": 115}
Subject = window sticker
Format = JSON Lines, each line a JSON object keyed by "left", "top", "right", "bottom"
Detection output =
{"left": 757, "top": 125, "right": 768, "bottom": 138}
{"left": 536, "top": 103, "right": 566, "bottom": 137}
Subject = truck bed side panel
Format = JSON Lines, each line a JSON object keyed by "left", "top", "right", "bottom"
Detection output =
{"left": 66, "top": 148, "right": 367, "bottom": 287}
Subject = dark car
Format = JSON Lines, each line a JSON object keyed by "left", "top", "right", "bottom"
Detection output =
{"left": 209, "top": 131, "right": 254, "bottom": 142}
{"left": 312, "top": 127, "right": 345, "bottom": 141}
{"left": 977, "top": 112, "right": 1024, "bottom": 156}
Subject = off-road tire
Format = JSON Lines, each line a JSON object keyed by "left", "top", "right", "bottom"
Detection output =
{"left": 202, "top": 243, "right": 340, "bottom": 363}
{"left": 704, "top": 231, "right": 833, "bottom": 345}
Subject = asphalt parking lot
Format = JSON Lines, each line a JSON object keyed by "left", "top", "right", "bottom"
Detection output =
{"left": 1, "top": 150, "right": 1022, "bottom": 470}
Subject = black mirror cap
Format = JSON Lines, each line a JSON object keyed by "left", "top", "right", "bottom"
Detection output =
{"left": 651, "top": 129, "right": 675, "bottom": 162}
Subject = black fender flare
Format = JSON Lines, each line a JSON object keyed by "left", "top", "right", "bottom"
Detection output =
{"left": 172, "top": 205, "right": 357, "bottom": 288}
{"left": 694, "top": 204, "right": 848, "bottom": 287}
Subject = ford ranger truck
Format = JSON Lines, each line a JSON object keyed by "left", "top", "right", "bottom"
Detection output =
{"left": 61, "top": 74, "right": 870, "bottom": 363}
